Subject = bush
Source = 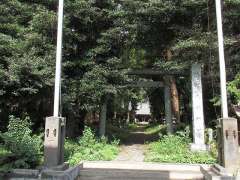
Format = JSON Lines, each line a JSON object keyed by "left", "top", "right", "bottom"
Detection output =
{"left": 145, "top": 134, "right": 217, "bottom": 164}
{"left": 65, "top": 127, "right": 119, "bottom": 166}
{"left": 0, "top": 116, "right": 42, "bottom": 169}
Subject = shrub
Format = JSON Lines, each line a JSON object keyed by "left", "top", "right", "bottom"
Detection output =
{"left": 64, "top": 138, "right": 78, "bottom": 161}
{"left": 78, "top": 127, "right": 97, "bottom": 147}
{"left": 145, "top": 134, "right": 217, "bottom": 164}
{"left": 65, "top": 127, "right": 119, "bottom": 166}
{"left": 0, "top": 116, "right": 42, "bottom": 169}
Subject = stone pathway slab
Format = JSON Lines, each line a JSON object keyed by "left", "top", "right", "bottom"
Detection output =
{"left": 115, "top": 144, "right": 145, "bottom": 162}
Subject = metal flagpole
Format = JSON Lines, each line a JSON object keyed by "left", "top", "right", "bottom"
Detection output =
{"left": 53, "top": 0, "right": 64, "bottom": 117}
{"left": 215, "top": 0, "right": 228, "bottom": 118}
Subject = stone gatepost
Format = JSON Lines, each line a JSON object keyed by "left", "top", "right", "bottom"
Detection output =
{"left": 190, "top": 64, "right": 207, "bottom": 151}
{"left": 44, "top": 117, "right": 66, "bottom": 168}
{"left": 164, "top": 86, "right": 173, "bottom": 134}
{"left": 218, "top": 118, "right": 239, "bottom": 173}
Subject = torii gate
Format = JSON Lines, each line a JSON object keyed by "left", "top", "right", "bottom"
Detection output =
{"left": 43, "top": 0, "right": 238, "bottom": 174}
{"left": 127, "top": 66, "right": 207, "bottom": 144}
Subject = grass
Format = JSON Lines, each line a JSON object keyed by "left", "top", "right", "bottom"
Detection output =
{"left": 144, "top": 124, "right": 166, "bottom": 135}
{"left": 144, "top": 135, "right": 217, "bottom": 164}
{"left": 127, "top": 123, "right": 140, "bottom": 131}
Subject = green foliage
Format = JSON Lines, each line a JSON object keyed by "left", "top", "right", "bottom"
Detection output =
{"left": 145, "top": 134, "right": 216, "bottom": 164}
{"left": 65, "top": 127, "right": 119, "bottom": 166}
{"left": 228, "top": 73, "right": 240, "bottom": 104}
{"left": 210, "top": 96, "right": 221, "bottom": 107}
{"left": 0, "top": 116, "right": 42, "bottom": 169}
{"left": 212, "top": 73, "right": 240, "bottom": 106}
{"left": 0, "top": 0, "right": 239, "bottom": 138}
{"left": 175, "top": 125, "right": 191, "bottom": 139}
{"left": 0, "top": 0, "right": 55, "bottom": 132}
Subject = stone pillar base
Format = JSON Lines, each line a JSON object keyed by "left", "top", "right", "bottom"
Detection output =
{"left": 48, "top": 162, "right": 69, "bottom": 171}
{"left": 190, "top": 143, "right": 208, "bottom": 152}
{"left": 218, "top": 118, "right": 239, "bottom": 174}
{"left": 44, "top": 116, "right": 66, "bottom": 167}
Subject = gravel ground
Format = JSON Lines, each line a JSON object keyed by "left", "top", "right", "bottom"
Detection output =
{"left": 114, "top": 144, "right": 145, "bottom": 162}
{"left": 114, "top": 124, "right": 158, "bottom": 162}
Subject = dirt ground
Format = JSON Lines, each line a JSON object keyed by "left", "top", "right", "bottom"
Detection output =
{"left": 114, "top": 124, "right": 159, "bottom": 162}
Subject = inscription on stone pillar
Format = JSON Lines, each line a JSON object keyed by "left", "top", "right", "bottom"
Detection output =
{"left": 190, "top": 64, "right": 207, "bottom": 151}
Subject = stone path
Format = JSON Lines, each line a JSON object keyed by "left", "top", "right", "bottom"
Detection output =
{"left": 114, "top": 144, "right": 145, "bottom": 162}
{"left": 114, "top": 123, "right": 159, "bottom": 162}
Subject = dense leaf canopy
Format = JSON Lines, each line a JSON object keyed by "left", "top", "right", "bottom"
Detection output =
{"left": 0, "top": 0, "right": 239, "bottom": 135}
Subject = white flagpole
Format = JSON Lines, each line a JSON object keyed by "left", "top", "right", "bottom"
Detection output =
{"left": 215, "top": 0, "right": 228, "bottom": 118}
{"left": 53, "top": 0, "right": 64, "bottom": 117}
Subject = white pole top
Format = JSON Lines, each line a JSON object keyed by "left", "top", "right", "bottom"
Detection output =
{"left": 53, "top": 0, "right": 64, "bottom": 117}
{"left": 215, "top": 0, "right": 229, "bottom": 118}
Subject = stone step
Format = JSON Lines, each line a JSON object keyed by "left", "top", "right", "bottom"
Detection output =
{"left": 200, "top": 164, "right": 233, "bottom": 180}
{"left": 78, "top": 162, "right": 207, "bottom": 180}
{"left": 79, "top": 168, "right": 203, "bottom": 180}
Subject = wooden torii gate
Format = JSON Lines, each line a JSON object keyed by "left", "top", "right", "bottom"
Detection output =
{"left": 125, "top": 66, "right": 207, "bottom": 150}
{"left": 123, "top": 73, "right": 172, "bottom": 134}
{"left": 126, "top": 68, "right": 187, "bottom": 134}
{"left": 98, "top": 66, "right": 207, "bottom": 151}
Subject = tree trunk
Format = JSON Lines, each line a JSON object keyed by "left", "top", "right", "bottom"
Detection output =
{"left": 99, "top": 96, "right": 107, "bottom": 137}
{"left": 165, "top": 49, "right": 180, "bottom": 123}
{"left": 169, "top": 77, "right": 180, "bottom": 123}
